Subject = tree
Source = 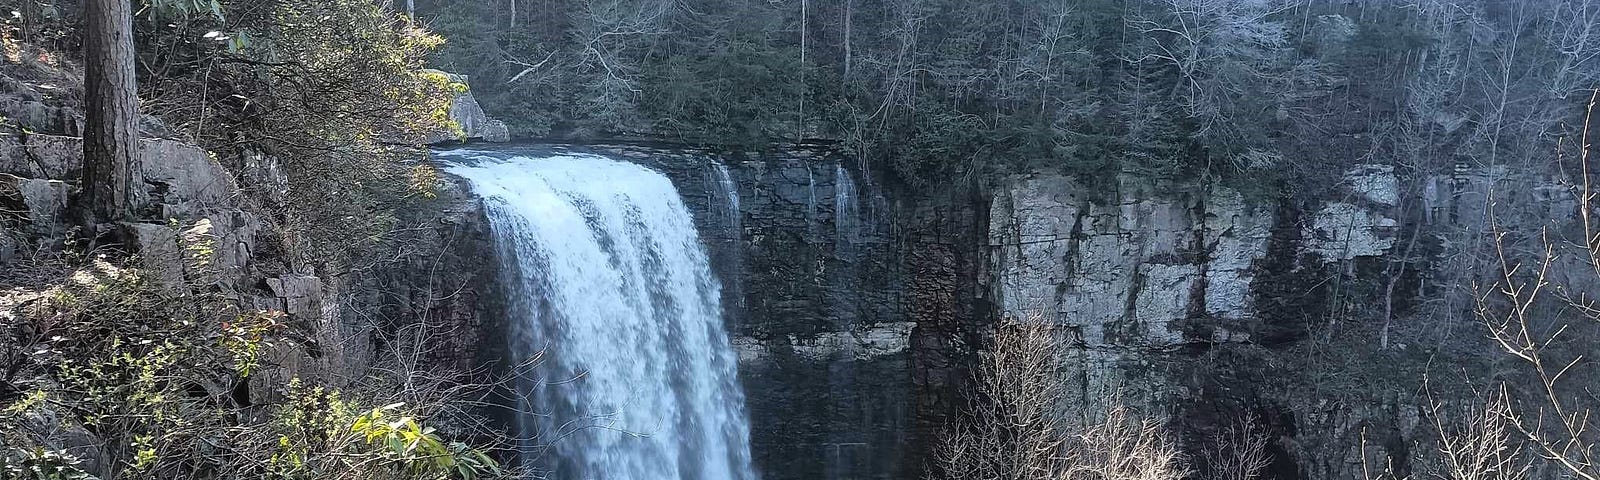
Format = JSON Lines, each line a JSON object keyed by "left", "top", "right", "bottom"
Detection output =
{"left": 1474, "top": 91, "right": 1600, "bottom": 480}
{"left": 80, "top": 0, "right": 139, "bottom": 226}
{"left": 931, "top": 315, "right": 1188, "bottom": 480}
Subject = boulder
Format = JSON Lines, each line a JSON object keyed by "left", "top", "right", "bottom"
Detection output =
{"left": 181, "top": 211, "right": 260, "bottom": 291}
{"left": 121, "top": 222, "right": 185, "bottom": 289}
{"left": 139, "top": 139, "right": 239, "bottom": 219}
{"left": 0, "top": 173, "right": 69, "bottom": 240}
{"left": 0, "top": 133, "right": 78, "bottom": 179}
{"left": 423, "top": 71, "right": 511, "bottom": 144}
{"left": 481, "top": 119, "right": 511, "bottom": 143}
{"left": 2, "top": 134, "right": 242, "bottom": 221}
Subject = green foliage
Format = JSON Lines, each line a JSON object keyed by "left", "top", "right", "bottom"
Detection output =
{"left": 136, "top": 0, "right": 458, "bottom": 269}
{"left": 0, "top": 448, "right": 93, "bottom": 480}
{"left": 417, "top": 0, "right": 1592, "bottom": 194}
{"left": 0, "top": 262, "right": 247, "bottom": 478}
{"left": 263, "top": 381, "right": 501, "bottom": 480}
{"left": 0, "top": 260, "right": 507, "bottom": 480}
{"left": 350, "top": 403, "right": 501, "bottom": 479}
{"left": 142, "top": 0, "right": 224, "bottom": 20}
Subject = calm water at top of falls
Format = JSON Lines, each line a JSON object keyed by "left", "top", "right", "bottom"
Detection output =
{"left": 439, "top": 150, "right": 757, "bottom": 480}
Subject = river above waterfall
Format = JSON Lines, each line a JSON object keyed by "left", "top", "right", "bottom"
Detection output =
{"left": 439, "top": 149, "right": 757, "bottom": 480}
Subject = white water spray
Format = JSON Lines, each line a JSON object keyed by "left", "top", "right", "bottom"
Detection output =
{"left": 441, "top": 150, "right": 757, "bottom": 480}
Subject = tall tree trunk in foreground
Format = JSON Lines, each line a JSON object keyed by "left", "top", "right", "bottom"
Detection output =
{"left": 81, "top": 0, "right": 139, "bottom": 226}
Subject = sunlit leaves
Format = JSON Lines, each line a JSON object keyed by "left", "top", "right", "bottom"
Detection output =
{"left": 141, "top": 0, "right": 223, "bottom": 20}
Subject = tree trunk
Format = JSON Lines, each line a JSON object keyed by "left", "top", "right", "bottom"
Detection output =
{"left": 842, "top": 0, "right": 852, "bottom": 78}
{"left": 81, "top": 0, "right": 139, "bottom": 226}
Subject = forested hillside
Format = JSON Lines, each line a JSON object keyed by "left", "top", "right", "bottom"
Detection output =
{"left": 1, "top": 1, "right": 515, "bottom": 478}
{"left": 5, "top": 1, "right": 1600, "bottom": 479}
{"left": 419, "top": 0, "right": 1597, "bottom": 190}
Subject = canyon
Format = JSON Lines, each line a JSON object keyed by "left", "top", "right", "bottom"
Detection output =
{"left": 0, "top": 74, "right": 1575, "bottom": 480}
{"left": 411, "top": 138, "right": 1561, "bottom": 479}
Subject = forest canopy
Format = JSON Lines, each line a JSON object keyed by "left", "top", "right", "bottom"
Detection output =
{"left": 418, "top": 0, "right": 1599, "bottom": 190}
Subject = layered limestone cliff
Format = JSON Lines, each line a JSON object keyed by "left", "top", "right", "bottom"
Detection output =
{"left": 983, "top": 162, "right": 1575, "bottom": 479}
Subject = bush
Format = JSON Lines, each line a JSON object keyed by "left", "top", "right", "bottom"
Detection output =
{"left": 0, "top": 257, "right": 507, "bottom": 480}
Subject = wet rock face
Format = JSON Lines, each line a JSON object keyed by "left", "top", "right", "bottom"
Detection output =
{"left": 434, "top": 145, "right": 1581, "bottom": 480}
{"left": 589, "top": 145, "right": 921, "bottom": 480}
{"left": 438, "top": 144, "right": 945, "bottom": 480}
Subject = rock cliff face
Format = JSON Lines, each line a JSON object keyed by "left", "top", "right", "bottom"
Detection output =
{"left": 425, "top": 144, "right": 983, "bottom": 479}
{"left": 982, "top": 162, "right": 1574, "bottom": 480}
{"left": 427, "top": 143, "right": 1570, "bottom": 479}
{"left": 0, "top": 126, "right": 501, "bottom": 411}
{"left": 424, "top": 71, "right": 510, "bottom": 144}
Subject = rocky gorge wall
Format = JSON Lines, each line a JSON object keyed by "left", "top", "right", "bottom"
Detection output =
{"left": 0, "top": 68, "right": 514, "bottom": 444}
{"left": 439, "top": 144, "right": 986, "bottom": 479}
{"left": 982, "top": 161, "right": 1575, "bottom": 480}
{"left": 430, "top": 144, "right": 1576, "bottom": 479}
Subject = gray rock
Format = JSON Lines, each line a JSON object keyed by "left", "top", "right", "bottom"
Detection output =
{"left": 1, "top": 135, "right": 242, "bottom": 221}
{"left": 423, "top": 71, "right": 512, "bottom": 144}
{"left": 0, "top": 173, "right": 68, "bottom": 240}
{"left": 988, "top": 173, "right": 1265, "bottom": 348}
{"left": 481, "top": 119, "right": 511, "bottom": 143}
{"left": 138, "top": 114, "right": 178, "bottom": 139}
{"left": 267, "top": 274, "right": 322, "bottom": 320}
{"left": 121, "top": 222, "right": 184, "bottom": 289}
{"left": 0, "top": 133, "right": 78, "bottom": 179}
{"left": 182, "top": 211, "right": 260, "bottom": 291}
{"left": 139, "top": 138, "right": 240, "bottom": 218}
{"left": 240, "top": 149, "right": 289, "bottom": 207}
{"left": 17, "top": 407, "right": 105, "bottom": 477}
{"left": 0, "top": 222, "right": 15, "bottom": 264}
{"left": 1302, "top": 164, "right": 1401, "bottom": 261}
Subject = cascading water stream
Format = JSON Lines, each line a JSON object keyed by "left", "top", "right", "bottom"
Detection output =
{"left": 711, "top": 162, "right": 745, "bottom": 311}
{"left": 439, "top": 150, "right": 757, "bottom": 480}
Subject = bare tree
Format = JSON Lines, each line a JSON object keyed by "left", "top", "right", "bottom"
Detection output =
{"left": 1476, "top": 91, "right": 1600, "bottom": 480}
{"left": 1543, "top": 0, "right": 1600, "bottom": 100}
{"left": 1126, "top": 0, "right": 1291, "bottom": 138}
{"left": 932, "top": 315, "right": 1187, "bottom": 480}
{"left": 1426, "top": 386, "right": 1529, "bottom": 480}
{"left": 1201, "top": 416, "right": 1272, "bottom": 480}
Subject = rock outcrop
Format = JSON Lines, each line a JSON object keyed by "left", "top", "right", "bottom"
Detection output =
{"left": 431, "top": 147, "right": 1572, "bottom": 480}
{"left": 990, "top": 174, "right": 1275, "bottom": 348}
{"left": 425, "top": 71, "right": 510, "bottom": 144}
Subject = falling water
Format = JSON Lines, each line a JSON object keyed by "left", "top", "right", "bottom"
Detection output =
{"left": 833, "top": 164, "right": 860, "bottom": 246}
{"left": 440, "top": 150, "right": 757, "bottom": 480}
{"left": 711, "top": 161, "right": 745, "bottom": 311}
{"left": 713, "top": 162, "right": 741, "bottom": 220}
{"left": 805, "top": 163, "right": 819, "bottom": 238}
{"left": 825, "top": 164, "right": 862, "bottom": 480}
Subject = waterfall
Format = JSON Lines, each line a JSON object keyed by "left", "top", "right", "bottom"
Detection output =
{"left": 805, "top": 163, "right": 819, "bottom": 238}
{"left": 833, "top": 164, "right": 859, "bottom": 246}
{"left": 440, "top": 150, "right": 757, "bottom": 480}
{"left": 711, "top": 161, "right": 745, "bottom": 311}
{"left": 713, "top": 162, "right": 741, "bottom": 221}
